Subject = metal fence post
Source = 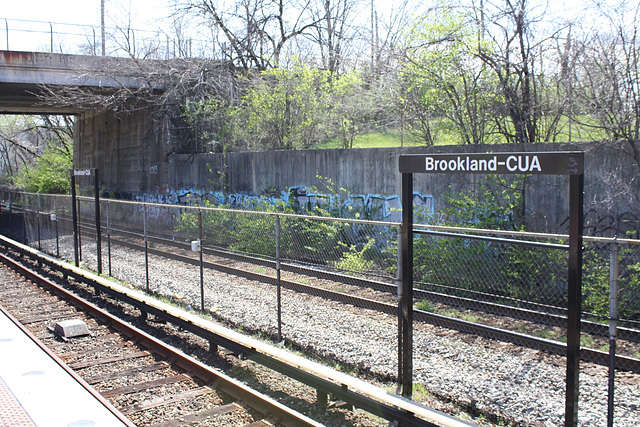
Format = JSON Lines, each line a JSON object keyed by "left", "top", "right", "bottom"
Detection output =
{"left": 4, "top": 18, "right": 8, "bottom": 51}
{"left": 107, "top": 200, "right": 112, "bottom": 277}
{"left": 276, "top": 214, "right": 282, "bottom": 342}
{"left": 396, "top": 228, "right": 403, "bottom": 392}
{"left": 53, "top": 211, "right": 59, "bottom": 258}
{"left": 607, "top": 239, "right": 619, "bottom": 427}
{"left": 7, "top": 199, "right": 11, "bottom": 239}
{"left": 566, "top": 173, "right": 584, "bottom": 427}
{"left": 36, "top": 194, "right": 41, "bottom": 251}
{"left": 400, "top": 172, "right": 414, "bottom": 398}
{"left": 94, "top": 170, "right": 102, "bottom": 275}
{"left": 199, "top": 209, "right": 204, "bottom": 311}
{"left": 21, "top": 193, "right": 26, "bottom": 244}
{"left": 144, "top": 203, "right": 149, "bottom": 292}
{"left": 78, "top": 198, "right": 83, "bottom": 262}
{"left": 71, "top": 174, "right": 79, "bottom": 267}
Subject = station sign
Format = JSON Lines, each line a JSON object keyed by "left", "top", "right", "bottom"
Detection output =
{"left": 73, "top": 169, "right": 93, "bottom": 176}
{"left": 399, "top": 151, "right": 583, "bottom": 175}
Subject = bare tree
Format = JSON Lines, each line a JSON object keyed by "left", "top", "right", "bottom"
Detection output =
{"left": 36, "top": 53, "right": 239, "bottom": 157}
{"left": 573, "top": 1, "right": 640, "bottom": 166}
{"left": 309, "top": 0, "right": 360, "bottom": 74}
{"left": 472, "top": 0, "right": 562, "bottom": 144}
{"left": 180, "top": 0, "right": 323, "bottom": 69}
{"left": 370, "top": 0, "right": 412, "bottom": 74}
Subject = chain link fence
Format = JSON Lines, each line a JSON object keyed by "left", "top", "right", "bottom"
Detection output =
{"left": 1, "top": 188, "right": 639, "bottom": 425}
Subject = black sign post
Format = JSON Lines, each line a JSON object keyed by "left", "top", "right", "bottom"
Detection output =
{"left": 398, "top": 152, "right": 584, "bottom": 426}
{"left": 71, "top": 168, "right": 102, "bottom": 275}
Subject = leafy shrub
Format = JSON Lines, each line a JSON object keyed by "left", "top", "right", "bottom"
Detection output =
{"left": 412, "top": 175, "right": 570, "bottom": 308}
{"left": 15, "top": 146, "right": 72, "bottom": 194}
{"left": 332, "top": 238, "right": 375, "bottom": 274}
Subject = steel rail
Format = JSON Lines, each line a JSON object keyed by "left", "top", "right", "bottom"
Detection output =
{"left": 21, "top": 207, "right": 640, "bottom": 348}
{"left": 0, "top": 234, "right": 466, "bottom": 427}
{"left": 91, "top": 223, "right": 640, "bottom": 344}
{"left": 0, "top": 303, "right": 137, "bottom": 427}
{"left": 0, "top": 250, "right": 324, "bottom": 427}
{"left": 89, "top": 230, "right": 640, "bottom": 372}
{"left": 12, "top": 207, "right": 640, "bottom": 345}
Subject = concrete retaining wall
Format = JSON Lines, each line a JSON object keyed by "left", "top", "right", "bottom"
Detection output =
{"left": 164, "top": 142, "right": 639, "bottom": 233}
{"left": 74, "top": 108, "right": 639, "bottom": 233}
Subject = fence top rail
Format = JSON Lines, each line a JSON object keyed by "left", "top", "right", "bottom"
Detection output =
{"left": 412, "top": 223, "right": 640, "bottom": 246}
{"left": 2, "top": 189, "right": 639, "bottom": 246}
{"left": 413, "top": 228, "right": 570, "bottom": 250}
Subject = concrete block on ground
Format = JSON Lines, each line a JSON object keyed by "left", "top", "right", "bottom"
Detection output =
{"left": 54, "top": 319, "right": 90, "bottom": 338}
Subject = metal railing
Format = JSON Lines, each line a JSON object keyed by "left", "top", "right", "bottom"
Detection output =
{"left": 1, "top": 17, "right": 218, "bottom": 59}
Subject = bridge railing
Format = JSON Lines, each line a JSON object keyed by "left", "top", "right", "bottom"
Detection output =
{"left": 1, "top": 17, "right": 220, "bottom": 59}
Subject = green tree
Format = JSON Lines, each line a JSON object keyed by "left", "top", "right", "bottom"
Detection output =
{"left": 15, "top": 143, "right": 73, "bottom": 194}
{"left": 329, "top": 71, "right": 376, "bottom": 148}
{"left": 403, "top": 3, "right": 498, "bottom": 145}
{"left": 441, "top": 175, "right": 526, "bottom": 230}
{"left": 235, "top": 64, "right": 332, "bottom": 150}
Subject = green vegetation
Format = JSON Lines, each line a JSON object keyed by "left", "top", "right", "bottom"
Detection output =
{"left": 415, "top": 299, "right": 436, "bottom": 312}
{"left": 332, "top": 239, "right": 375, "bottom": 274}
{"left": 174, "top": 173, "right": 640, "bottom": 322}
{"left": 406, "top": 175, "right": 567, "bottom": 307}
{"left": 15, "top": 145, "right": 72, "bottom": 194}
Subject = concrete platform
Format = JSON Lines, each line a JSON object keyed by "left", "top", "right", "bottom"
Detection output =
{"left": 0, "top": 305, "right": 134, "bottom": 427}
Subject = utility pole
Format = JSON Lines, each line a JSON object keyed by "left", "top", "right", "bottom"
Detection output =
{"left": 370, "top": 0, "right": 374, "bottom": 69}
{"left": 101, "top": 0, "right": 106, "bottom": 56}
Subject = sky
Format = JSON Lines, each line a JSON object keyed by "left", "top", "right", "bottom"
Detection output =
{"left": 1, "top": 0, "right": 173, "bottom": 27}
{"left": 1, "top": 0, "right": 176, "bottom": 52}
{"left": 0, "top": 0, "right": 606, "bottom": 54}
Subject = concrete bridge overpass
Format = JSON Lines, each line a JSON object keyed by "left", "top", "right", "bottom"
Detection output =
{"left": 0, "top": 50, "right": 163, "bottom": 114}
{"left": 0, "top": 50, "right": 176, "bottom": 193}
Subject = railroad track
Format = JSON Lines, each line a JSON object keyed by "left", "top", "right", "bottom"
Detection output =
{"left": 0, "top": 234, "right": 467, "bottom": 427}
{"left": 68, "top": 218, "right": 640, "bottom": 340}
{"left": 94, "top": 227, "right": 640, "bottom": 372}
{"left": 10, "top": 207, "right": 640, "bottom": 334}
{"left": 0, "top": 251, "right": 324, "bottom": 427}
{"left": 7, "top": 210, "right": 640, "bottom": 371}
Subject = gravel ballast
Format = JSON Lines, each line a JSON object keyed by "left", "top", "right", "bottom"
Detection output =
{"left": 47, "top": 236, "right": 640, "bottom": 426}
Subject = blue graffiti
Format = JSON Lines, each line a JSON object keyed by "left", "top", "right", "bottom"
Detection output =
{"left": 120, "top": 186, "right": 434, "bottom": 222}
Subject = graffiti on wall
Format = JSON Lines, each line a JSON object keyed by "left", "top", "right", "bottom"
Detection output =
{"left": 114, "top": 186, "right": 435, "bottom": 223}
{"left": 583, "top": 210, "right": 639, "bottom": 239}
{"left": 555, "top": 209, "right": 640, "bottom": 239}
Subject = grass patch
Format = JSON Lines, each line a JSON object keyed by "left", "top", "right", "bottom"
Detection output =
{"left": 253, "top": 266, "right": 270, "bottom": 275}
{"left": 532, "top": 329, "right": 559, "bottom": 340}
{"left": 415, "top": 299, "right": 435, "bottom": 312}
{"left": 460, "top": 313, "right": 481, "bottom": 323}
{"left": 440, "top": 310, "right": 459, "bottom": 318}
{"left": 312, "top": 131, "right": 426, "bottom": 149}
{"left": 412, "top": 382, "right": 434, "bottom": 402}
{"left": 310, "top": 116, "right": 607, "bottom": 150}
{"left": 580, "top": 334, "right": 595, "bottom": 348}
